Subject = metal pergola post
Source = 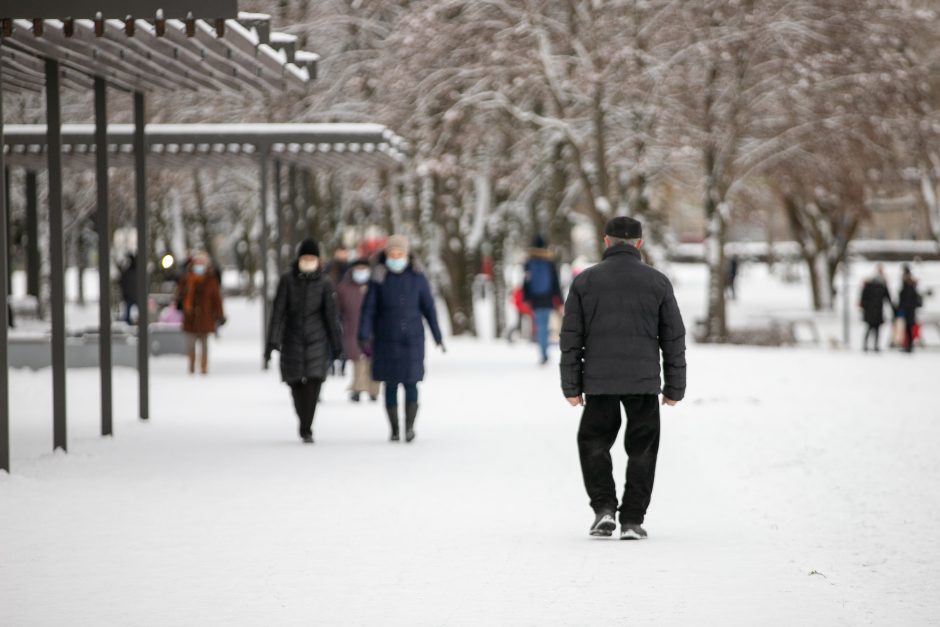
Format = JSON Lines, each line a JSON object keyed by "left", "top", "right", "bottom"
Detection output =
{"left": 25, "top": 171, "right": 40, "bottom": 301}
{"left": 3, "top": 166, "right": 10, "bottom": 296}
{"left": 259, "top": 148, "right": 271, "bottom": 367}
{"left": 46, "top": 58, "right": 67, "bottom": 452}
{"left": 95, "top": 77, "right": 112, "bottom": 436}
{"left": 133, "top": 91, "right": 149, "bottom": 421}
{"left": 274, "top": 159, "right": 284, "bottom": 275}
{"left": 288, "top": 163, "right": 299, "bottom": 248}
{"left": 0, "top": 56, "right": 10, "bottom": 473}
{"left": 302, "top": 168, "right": 313, "bottom": 239}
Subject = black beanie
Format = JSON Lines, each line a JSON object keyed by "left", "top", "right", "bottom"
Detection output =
{"left": 297, "top": 239, "right": 320, "bottom": 258}
{"left": 605, "top": 216, "right": 642, "bottom": 240}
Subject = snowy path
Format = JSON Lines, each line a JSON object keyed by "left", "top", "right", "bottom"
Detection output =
{"left": 3, "top": 289, "right": 940, "bottom": 625}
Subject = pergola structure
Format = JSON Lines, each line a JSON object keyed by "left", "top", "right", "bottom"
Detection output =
{"left": 2, "top": 121, "right": 406, "bottom": 355}
{"left": 0, "top": 1, "right": 352, "bottom": 472}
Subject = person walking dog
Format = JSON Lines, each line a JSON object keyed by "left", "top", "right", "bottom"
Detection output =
{"left": 560, "top": 217, "right": 687, "bottom": 540}
{"left": 358, "top": 235, "right": 444, "bottom": 442}
{"left": 265, "top": 239, "right": 343, "bottom": 443}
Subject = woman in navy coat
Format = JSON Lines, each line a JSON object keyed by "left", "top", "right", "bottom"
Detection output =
{"left": 358, "top": 235, "right": 444, "bottom": 442}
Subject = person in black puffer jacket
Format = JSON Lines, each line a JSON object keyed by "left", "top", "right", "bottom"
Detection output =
{"left": 265, "top": 239, "right": 343, "bottom": 443}
{"left": 560, "top": 216, "right": 686, "bottom": 541}
{"left": 897, "top": 264, "right": 923, "bottom": 353}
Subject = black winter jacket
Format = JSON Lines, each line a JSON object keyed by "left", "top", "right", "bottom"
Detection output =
{"left": 267, "top": 264, "right": 343, "bottom": 384}
{"left": 898, "top": 279, "right": 922, "bottom": 321}
{"left": 859, "top": 279, "right": 893, "bottom": 326}
{"left": 560, "top": 244, "right": 687, "bottom": 400}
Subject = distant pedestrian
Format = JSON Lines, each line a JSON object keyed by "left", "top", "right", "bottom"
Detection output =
{"left": 119, "top": 253, "right": 137, "bottom": 325}
{"left": 177, "top": 251, "right": 225, "bottom": 375}
{"left": 336, "top": 258, "right": 381, "bottom": 403}
{"left": 859, "top": 264, "right": 893, "bottom": 352}
{"left": 523, "top": 235, "right": 563, "bottom": 365}
{"left": 560, "top": 217, "right": 687, "bottom": 540}
{"left": 727, "top": 254, "right": 739, "bottom": 300}
{"left": 358, "top": 235, "right": 444, "bottom": 442}
{"left": 327, "top": 246, "right": 352, "bottom": 376}
{"left": 265, "top": 239, "right": 343, "bottom": 443}
{"left": 897, "top": 265, "right": 923, "bottom": 353}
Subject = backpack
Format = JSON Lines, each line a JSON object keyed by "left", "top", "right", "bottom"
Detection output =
{"left": 527, "top": 260, "right": 554, "bottom": 296}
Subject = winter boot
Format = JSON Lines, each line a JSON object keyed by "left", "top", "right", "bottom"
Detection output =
{"left": 589, "top": 511, "right": 617, "bottom": 537}
{"left": 620, "top": 523, "right": 648, "bottom": 540}
{"left": 386, "top": 405, "right": 400, "bottom": 442}
{"left": 301, "top": 434, "right": 314, "bottom": 444}
{"left": 404, "top": 402, "right": 419, "bottom": 443}
{"left": 350, "top": 392, "right": 361, "bottom": 403}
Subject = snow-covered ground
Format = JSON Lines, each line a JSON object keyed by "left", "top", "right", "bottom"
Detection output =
{"left": 2, "top": 262, "right": 939, "bottom": 626}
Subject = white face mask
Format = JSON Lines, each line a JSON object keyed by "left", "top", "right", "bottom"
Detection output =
{"left": 298, "top": 259, "right": 319, "bottom": 273}
{"left": 352, "top": 268, "right": 371, "bottom": 284}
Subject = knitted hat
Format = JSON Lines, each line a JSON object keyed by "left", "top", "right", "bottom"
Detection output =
{"left": 531, "top": 234, "right": 547, "bottom": 249}
{"left": 605, "top": 216, "right": 643, "bottom": 240}
{"left": 386, "top": 234, "right": 410, "bottom": 253}
{"left": 297, "top": 239, "right": 320, "bottom": 258}
{"left": 350, "top": 258, "right": 370, "bottom": 268}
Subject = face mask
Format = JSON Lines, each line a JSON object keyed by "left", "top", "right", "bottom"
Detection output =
{"left": 192, "top": 265, "right": 207, "bottom": 276}
{"left": 298, "top": 259, "right": 319, "bottom": 273}
{"left": 386, "top": 257, "right": 408, "bottom": 274}
{"left": 352, "top": 268, "right": 371, "bottom": 284}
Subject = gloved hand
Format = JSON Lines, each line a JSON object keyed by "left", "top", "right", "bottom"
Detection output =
{"left": 218, "top": 316, "right": 227, "bottom": 327}
{"left": 358, "top": 339, "right": 373, "bottom": 358}
{"left": 437, "top": 342, "right": 447, "bottom": 354}
{"left": 264, "top": 343, "right": 278, "bottom": 368}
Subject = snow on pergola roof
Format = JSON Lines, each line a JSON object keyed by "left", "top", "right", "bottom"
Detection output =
{"left": 2, "top": 123, "right": 409, "bottom": 170}
{"left": 0, "top": 12, "right": 317, "bottom": 94}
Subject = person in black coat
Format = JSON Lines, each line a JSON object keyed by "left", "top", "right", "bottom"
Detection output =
{"left": 897, "top": 265, "right": 923, "bottom": 353}
{"left": 119, "top": 253, "right": 137, "bottom": 325}
{"left": 560, "top": 216, "right": 686, "bottom": 540}
{"left": 858, "top": 265, "right": 893, "bottom": 352}
{"left": 358, "top": 234, "right": 444, "bottom": 442}
{"left": 265, "top": 239, "right": 343, "bottom": 443}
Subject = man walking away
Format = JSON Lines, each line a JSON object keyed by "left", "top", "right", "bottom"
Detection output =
{"left": 560, "top": 217, "right": 687, "bottom": 540}
{"left": 523, "top": 235, "right": 562, "bottom": 365}
{"left": 859, "top": 264, "right": 893, "bottom": 352}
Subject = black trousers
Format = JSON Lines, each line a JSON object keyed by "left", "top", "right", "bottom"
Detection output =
{"left": 577, "top": 394, "right": 660, "bottom": 525}
{"left": 863, "top": 324, "right": 880, "bottom": 351}
{"left": 290, "top": 378, "right": 323, "bottom": 437}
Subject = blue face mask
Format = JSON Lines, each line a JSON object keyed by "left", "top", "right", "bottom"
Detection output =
{"left": 352, "top": 268, "right": 371, "bottom": 284}
{"left": 192, "top": 265, "right": 207, "bottom": 276}
{"left": 386, "top": 257, "right": 408, "bottom": 274}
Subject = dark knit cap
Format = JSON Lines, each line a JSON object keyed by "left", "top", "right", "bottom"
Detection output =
{"left": 531, "top": 234, "right": 547, "bottom": 249}
{"left": 605, "top": 216, "right": 643, "bottom": 240}
{"left": 350, "top": 258, "right": 370, "bottom": 267}
{"left": 297, "top": 239, "right": 320, "bottom": 258}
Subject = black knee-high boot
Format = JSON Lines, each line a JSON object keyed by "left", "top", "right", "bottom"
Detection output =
{"left": 405, "top": 403, "right": 418, "bottom": 443}
{"left": 386, "top": 405, "right": 400, "bottom": 441}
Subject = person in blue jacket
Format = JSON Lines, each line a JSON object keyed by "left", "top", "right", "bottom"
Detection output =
{"left": 358, "top": 235, "right": 445, "bottom": 442}
{"left": 523, "top": 235, "right": 563, "bottom": 365}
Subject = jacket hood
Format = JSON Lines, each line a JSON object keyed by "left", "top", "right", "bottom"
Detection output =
{"left": 528, "top": 247, "right": 555, "bottom": 261}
